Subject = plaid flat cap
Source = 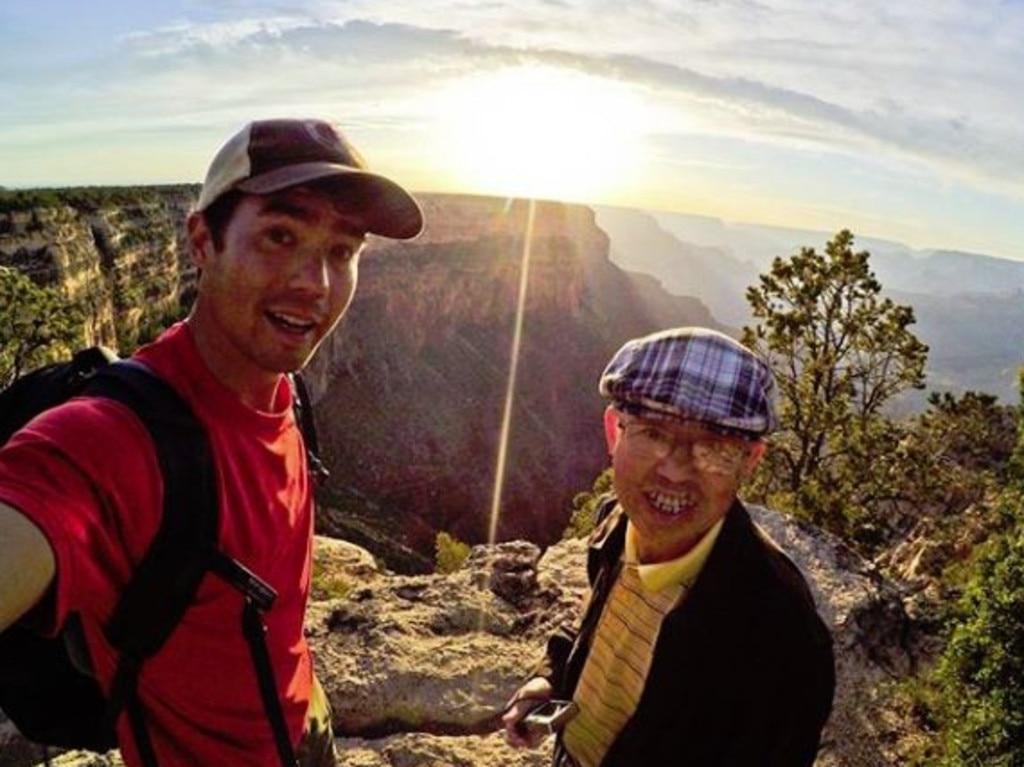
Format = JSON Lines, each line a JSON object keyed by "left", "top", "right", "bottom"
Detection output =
{"left": 599, "top": 327, "right": 779, "bottom": 435}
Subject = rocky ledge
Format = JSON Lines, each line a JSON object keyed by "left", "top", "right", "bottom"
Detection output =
{"left": 1, "top": 505, "right": 915, "bottom": 767}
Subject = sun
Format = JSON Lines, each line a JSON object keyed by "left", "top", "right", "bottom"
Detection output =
{"left": 430, "top": 65, "right": 651, "bottom": 203}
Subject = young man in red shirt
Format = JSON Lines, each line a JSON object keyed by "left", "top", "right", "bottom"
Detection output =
{"left": 0, "top": 118, "right": 423, "bottom": 766}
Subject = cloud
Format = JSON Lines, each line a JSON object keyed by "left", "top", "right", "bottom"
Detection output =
{"left": 2, "top": 3, "right": 1022, "bottom": 209}
{"left": 566, "top": 51, "right": 1024, "bottom": 195}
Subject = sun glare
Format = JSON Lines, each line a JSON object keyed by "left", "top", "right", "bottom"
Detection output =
{"left": 431, "top": 65, "right": 651, "bottom": 203}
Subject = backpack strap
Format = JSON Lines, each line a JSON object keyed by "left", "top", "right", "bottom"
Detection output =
{"left": 242, "top": 597, "right": 299, "bottom": 767}
{"left": 86, "top": 362, "right": 298, "bottom": 767}
{"left": 0, "top": 346, "right": 119, "bottom": 444}
{"left": 84, "top": 361, "right": 220, "bottom": 766}
{"left": 94, "top": 361, "right": 219, "bottom": 657}
{"left": 290, "top": 372, "right": 329, "bottom": 484}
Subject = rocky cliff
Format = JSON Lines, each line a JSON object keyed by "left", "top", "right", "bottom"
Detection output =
{"left": 2, "top": 188, "right": 717, "bottom": 569}
{"left": 0, "top": 188, "right": 197, "bottom": 352}
{"left": 1, "top": 506, "right": 920, "bottom": 767}
{"left": 307, "top": 194, "right": 720, "bottom": 567}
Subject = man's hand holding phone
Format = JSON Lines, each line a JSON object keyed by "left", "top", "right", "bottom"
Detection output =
{"left": 521, "top": 699, "right": 580, "bottom": 734}
{"left": 501, "top": 677, "right": 579, "bottom": 748}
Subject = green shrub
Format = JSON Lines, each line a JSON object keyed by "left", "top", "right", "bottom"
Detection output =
{"left": 310, "top": 569, "right": 353, "bottom": 601}
{"left": 0, "top": 267, "right": 85, "bottom": 386}
{"left": 563, "top": 468, "right": 613, "bottom": 539}
{"left": 435, "top": 531, "right": 472, "bottom": 574}
{"left": 934, "top": 496, "right": 1024, "bottom": 766}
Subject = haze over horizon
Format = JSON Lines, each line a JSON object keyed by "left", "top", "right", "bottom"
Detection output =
{"left": 1, "top": 1, "right": 1022, "bottom": 262}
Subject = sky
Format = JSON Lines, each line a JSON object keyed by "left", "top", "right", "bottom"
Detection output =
{"left": 1, "top": 0, "right": 1023, "bottom": 261}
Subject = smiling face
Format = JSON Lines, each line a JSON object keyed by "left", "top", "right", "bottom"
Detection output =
{"left": 186, "top": 187, "right": 365, "bottom": 407}
{"left": 604, "top": 406, "right": 766, "bottom": 563}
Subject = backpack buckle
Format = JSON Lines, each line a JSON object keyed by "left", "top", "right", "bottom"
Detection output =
{"left": 209, "top": 553, "right": 277, "bottom": 612}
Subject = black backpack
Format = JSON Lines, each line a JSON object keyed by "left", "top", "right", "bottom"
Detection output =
{"left": 0, "top": 347, "right": 325, "bottom": 767}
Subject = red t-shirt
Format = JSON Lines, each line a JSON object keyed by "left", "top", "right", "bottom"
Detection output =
{"left": 0, "top": 322, "right": 314, "bottom": 766}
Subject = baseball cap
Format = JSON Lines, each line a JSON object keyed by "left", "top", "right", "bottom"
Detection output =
{"left": 599, "top": 327, "right": 779, "bottom": 436}
{"left": 196, "top": 118, "right": 424, "bottom": 239}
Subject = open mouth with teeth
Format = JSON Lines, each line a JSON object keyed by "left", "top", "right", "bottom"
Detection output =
{"left": 267, "top": 311, "right": 317, "bottom": 335}
{"left": 645, "top": 490, "right": 698, "bottom": 516}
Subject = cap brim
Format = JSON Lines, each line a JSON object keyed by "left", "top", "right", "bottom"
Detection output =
{"left": 237, "top": 162, "right": 424, "bottom": 240}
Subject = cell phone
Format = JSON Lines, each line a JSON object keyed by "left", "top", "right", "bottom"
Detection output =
{"left": 521, "top": 699, "right": 580, "bottom": 734}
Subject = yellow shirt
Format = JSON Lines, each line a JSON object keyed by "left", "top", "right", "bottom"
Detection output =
{"left": 630, "top": 515, "right": 725, "bottom": 592}
{"left": 561, "top": 516, "right": 725, "bottom": 767}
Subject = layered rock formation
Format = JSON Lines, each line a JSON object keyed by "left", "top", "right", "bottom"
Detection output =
{"left": 307, "top": 195, "right": 719, "bottom": 567}
{"left": 0, "top": 188, "right": 196, "bottom": 352}
{"left": 2, "top": 189, "right": 718, "bottom": 569}
{"left": 2, "top": 506, "right": 918, "bottom": 767}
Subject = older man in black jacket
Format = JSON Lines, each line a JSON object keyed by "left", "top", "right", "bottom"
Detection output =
{"left": 504, "top": 327, "right": 834, "bottom": 767}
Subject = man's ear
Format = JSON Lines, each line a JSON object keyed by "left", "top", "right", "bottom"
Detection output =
{"left": 742, "top": 440, "right": 768, "bottom": 479}
{"left": 603, "top": 406, "right": 621, "bottom": 455}
{"left": 186, "top": 211, "right": 214, "bottom": 268}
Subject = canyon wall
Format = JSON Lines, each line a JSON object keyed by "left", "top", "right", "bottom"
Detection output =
{"left": 306, "top": 194, "right": 720, "bottom": 567}
{"left": 1, "top": 188, "right": 720, "bottom": 569}
{"left": 0, "top": 188, "right": 196, "bottom": 352}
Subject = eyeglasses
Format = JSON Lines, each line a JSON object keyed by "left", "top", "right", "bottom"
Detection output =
{"left": 616, "top": 418, "right": 754, "bottom": 475}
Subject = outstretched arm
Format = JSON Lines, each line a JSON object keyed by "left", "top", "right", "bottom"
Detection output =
{"left": 0, "top": 500, "right": 55, "bottom": 632}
